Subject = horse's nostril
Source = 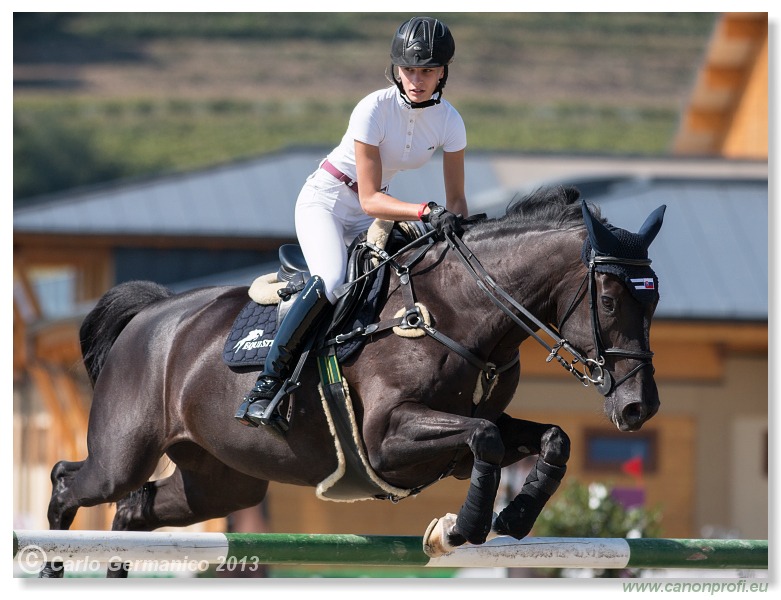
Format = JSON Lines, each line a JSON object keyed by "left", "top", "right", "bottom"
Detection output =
{"left": 622, "top": 402, "right": 646, "bottom": 425}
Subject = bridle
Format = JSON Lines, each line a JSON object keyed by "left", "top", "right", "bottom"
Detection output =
{"left": 334, "top": 225, "right": 655, "bottom": 398}
{"left": 444, "top": 232, "right": 655, "bottom": 397}
{"left": 556, "top": 249, "right": 656, "bottom": 395}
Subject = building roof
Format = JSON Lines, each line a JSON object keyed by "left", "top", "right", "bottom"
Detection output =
{"left": 12, "top": 150, "right": 500, "bottom": 238}
{"left": 534, "top": 175, "right": 767, "bottom": 321}
{"left": 14, "top": 150, "right": 767, "bottom": 322}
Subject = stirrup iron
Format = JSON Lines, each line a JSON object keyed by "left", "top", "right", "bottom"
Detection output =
{"left": 255, "top": 378, "right": 301, "bottom": 431}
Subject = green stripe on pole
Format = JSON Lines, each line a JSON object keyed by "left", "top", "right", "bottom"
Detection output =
{"left": 626, "top": 538, "right": 768, "bottom": 570}
{"left": 222, "top": 534, "right": 768, "bottom": 570}
{"left": 225, "top": 533, "right": 428, "bottom": 567}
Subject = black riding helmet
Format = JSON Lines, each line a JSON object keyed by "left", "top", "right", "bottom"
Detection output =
{"left": 387, "top": 16, "right": 455, "bottom": 108}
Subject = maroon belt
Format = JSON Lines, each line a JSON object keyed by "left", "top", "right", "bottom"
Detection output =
{"left": 320, "top": 160, "right": 388, "bottom": 196}
{"left": 321, "top": 159, "right": 360, "bottom": 195}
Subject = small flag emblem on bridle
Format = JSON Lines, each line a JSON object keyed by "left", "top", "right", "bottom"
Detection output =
{"left": 631, "top": 278, "right": 655, "bottom": 290}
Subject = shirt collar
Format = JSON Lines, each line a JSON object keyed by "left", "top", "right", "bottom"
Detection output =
{"left": 393, "top": 86, "right": 411, "bottom": 110}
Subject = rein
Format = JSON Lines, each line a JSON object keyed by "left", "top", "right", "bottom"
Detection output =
{"left": 443, "top": 232, "right": 601, "bottom": 389}
{"left": 443, "top": 231, "right": 654, "bottom": 397}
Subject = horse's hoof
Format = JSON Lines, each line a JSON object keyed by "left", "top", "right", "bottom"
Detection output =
{"left": 38, "top": 563, "right": 64, "bottom": 578}
{"left": 422, "top": 513, "right": 458, "bottom": 557}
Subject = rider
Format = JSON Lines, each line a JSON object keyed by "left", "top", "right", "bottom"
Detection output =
{"left": 236, "top": 16, "right": 469, "bottom": 428}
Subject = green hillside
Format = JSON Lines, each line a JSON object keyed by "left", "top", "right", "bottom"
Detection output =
{"left": 13, "top": 12, "right": 718, "bottom": 201}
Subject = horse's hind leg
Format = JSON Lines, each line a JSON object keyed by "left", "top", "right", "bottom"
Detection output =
{"left": 492, "top": 413, "right": 570, "bottom": 539}
{"left": 41, "top": 414, "right": 166, "bottom": 577}
{"left": 107, "top": 448, "right": 269, "bottom": 578}
{"left": 45, "top": 460, "right": 84, "bottom": 530}
{"left": 113, "top": 456, "right": 269, "bottom": 532}
{"left": 39, "top": 448, "right": 162, "bottom": 578}
{"left": 37, "top": 460, "right": 85, "bottom": 577}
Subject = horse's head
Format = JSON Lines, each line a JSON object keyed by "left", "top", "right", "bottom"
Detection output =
{"left": 558, "top": 199, "right": 666, "bottom": 431}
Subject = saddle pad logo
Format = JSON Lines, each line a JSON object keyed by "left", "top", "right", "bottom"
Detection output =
{"left": 232, "top": 329, "right": 273, "bottom": 354}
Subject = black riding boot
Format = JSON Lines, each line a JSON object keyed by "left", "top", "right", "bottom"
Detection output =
{"left": 235, "top": 275, "right": 330, "bottom": 429}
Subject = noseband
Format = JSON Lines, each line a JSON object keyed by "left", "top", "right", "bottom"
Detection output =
{"left": 445, "top": 233, "right": 654, "bottom": 397}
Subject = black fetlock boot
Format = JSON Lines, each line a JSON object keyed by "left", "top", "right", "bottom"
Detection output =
{"left": 235, "top": 275, "right": 330, "bottom": 429}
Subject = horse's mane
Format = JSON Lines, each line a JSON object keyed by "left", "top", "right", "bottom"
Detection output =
{"left": 468, "top": 185, "right": 603, "bottom": 237}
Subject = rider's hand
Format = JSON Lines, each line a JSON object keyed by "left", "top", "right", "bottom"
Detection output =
{"left": 422, "top": 202, "right": 464, "bottom": 239}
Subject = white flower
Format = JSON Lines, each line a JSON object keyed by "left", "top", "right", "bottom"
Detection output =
{"left": 588, "top": 482, "right": 608, "bottom": 509}
{"left": 626, "top": 528, "right": 642, "bottom": 538}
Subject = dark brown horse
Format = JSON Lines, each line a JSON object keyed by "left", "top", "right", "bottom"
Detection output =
{"left": 42, "top": 186, "right": 665, "bottom": 577}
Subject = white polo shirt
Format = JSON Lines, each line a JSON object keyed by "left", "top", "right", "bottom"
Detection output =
{"left": 325, "top": 86, "right": 467, "bottom": 189}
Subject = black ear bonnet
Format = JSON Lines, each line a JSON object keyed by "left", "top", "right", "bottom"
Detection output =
{"left": 580, "top": 201, "right": 666, "bottom": 306}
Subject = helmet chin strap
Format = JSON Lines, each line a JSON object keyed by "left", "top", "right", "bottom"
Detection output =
{"left": 396, "top": 84, "right": 442, "bottom": 108}
{"left": 388, "top": 64, "right": 448, "bottom": 109}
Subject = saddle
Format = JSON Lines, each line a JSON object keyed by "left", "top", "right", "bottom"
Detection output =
{"left": 222, "top": 219, "right": 425, "bottom": 370}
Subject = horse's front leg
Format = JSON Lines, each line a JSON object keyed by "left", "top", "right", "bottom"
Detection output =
{"left": 492, "top": 412, "right": 571, "bottom": 539}
{"left": 368, "top": 403, "right": 504, "bottom": 555}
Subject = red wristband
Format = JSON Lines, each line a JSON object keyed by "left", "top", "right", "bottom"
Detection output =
{"left": 417, "top": 202, "right": 428, "bottom": 220}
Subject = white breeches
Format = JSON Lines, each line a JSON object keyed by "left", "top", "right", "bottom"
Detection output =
{"left": 294, "top": 168, "right": 375, "bottom": 304}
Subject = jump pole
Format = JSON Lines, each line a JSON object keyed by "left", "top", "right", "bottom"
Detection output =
{"left": 12, "top": 530, "right": 768, "bottom": 570}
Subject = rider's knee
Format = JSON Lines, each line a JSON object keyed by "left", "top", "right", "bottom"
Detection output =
{"left": 539, "top": 426, "right": 570, "bottom": 466}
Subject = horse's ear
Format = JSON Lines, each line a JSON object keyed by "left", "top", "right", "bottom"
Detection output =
{"left": 581, "top": 200, "right": 619, "bottom": 255}
{"left": 638, "top": 205, "right": 667, "bottom": 249}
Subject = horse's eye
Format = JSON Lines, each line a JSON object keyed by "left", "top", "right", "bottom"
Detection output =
{"left": 601, "top": 296, "right": 615, "bottom": 313}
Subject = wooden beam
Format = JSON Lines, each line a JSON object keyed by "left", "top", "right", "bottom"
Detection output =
{"left": 651, "top": 321, "right": 767, "bottom": 353}
{"left": 13, "top": 265, "right": 42, "bottom": 320}
{"left": 27, "top": 364, "right": 78, "bottom": 460}
{"left": 13, "top": 305, "right": 29, "bottom": 380}
{"left": 722, "top": 13, "right": 767, "bottom": 40}
{"left": 704, "top": 65, "right": 749, "bottom": 90}
{"left": 15, "top": 243, "right": 111, "bottom": 265}
{"left": 52, "top": 370, "right": 90, "bottom": 456}
{"left": 519, "top": 340, "right": 723, "bottom": 382}
{"left": 683, "top": 108, "right": 732, "bottom": 133}
{"left": 518, "top": 321, "right": 765, "bottom": 382}
{"left": 651, "top": 342, "right": 723, "bottom": 381}
{"left": 14, "top": 232, "right": 293, "bottom": 252}
{"left": 32, "top": 321, "right": 84, "bottom": 364}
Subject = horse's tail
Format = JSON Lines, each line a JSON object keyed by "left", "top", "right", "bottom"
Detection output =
{"left": 80, "top": 280, "right": 174, "bottom": 386}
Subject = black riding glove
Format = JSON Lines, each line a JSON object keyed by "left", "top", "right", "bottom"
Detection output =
{"left": 422, "top": 202, "right": 464, "bottom": 239}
